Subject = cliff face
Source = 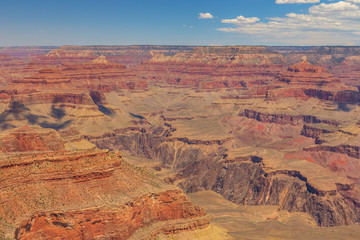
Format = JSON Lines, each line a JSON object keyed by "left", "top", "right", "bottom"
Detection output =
{"left": 13, "top": 68, "right": 71, "bottom": 85}
{"left": 0, "top": 46, "right": 56, "bottom": 59}
{"left": 300, "top": 125, "right": 332, "bottom": 140}
{"left": 274, "top": 60, "right": 342, "bottom": 89}
{"left": 305, "top": 145, "right": 360, "bottom": 160}
{"left": 0, "top": 150, "right": 209, "bottom": 239}
{"left": 267, "top": 60, "right": 359, "bottom": 103}
{"left": 87, "top": 126, "right": 360, "bottom": 227}
{"left": 3, "top": 45, "right": 360, "bottom": 238}
{"left": 148, "top": 46, "right": 285, "bottom": 65}
{"left": 0, "top": 126, "right": 65, "bottom": 152}
{"left": 239, "top": 109, "right": 339, "bottom": 126}
{"left": 282, "top": 46, "right": 360, "bottom": 87}
{"left": 303, "top": 89, "right": 360, "bottom": 103}
{"left": 16, "top": 189, "right": 209, "bottom": 240}
{"left": 180, "top": 157, "right": 359, "bottom": 227}
{"left": 10, "top": 92, "right": 95, "bottom": 105}
{"left": 136, "top": 46, "right": 287, "bottom": 89}
{"left": 11, "top": 56, "right": 147, "bottom": 91}
{"left": 36, "top": 45, "right": 194, "bottom": 67}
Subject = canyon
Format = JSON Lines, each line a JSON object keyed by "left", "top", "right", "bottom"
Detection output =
{"left": 1, "top": 45, "right": 360, "bottom": 239}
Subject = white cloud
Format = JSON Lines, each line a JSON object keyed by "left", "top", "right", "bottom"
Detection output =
{"left": 310, "top": 1, "right": 360, "bottom": 18}
{"left": 276, "top": 0, "right": 320, "bottom": 3}
{"left": 221, "top": 16, "right": 260, "bottom": 24}
{"left": 217, "top": 0, "right": 360, "bottom": 45}
{"left": 310, "top": 1, "right": 359, "bottom": 13}
{"left": 347, "top": 0, "right": 360, "bottom": 4}
{"left": 199, "top": 13, "right": 214, "bottom": 19}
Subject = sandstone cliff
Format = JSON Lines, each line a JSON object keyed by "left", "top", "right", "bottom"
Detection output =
{"left": 0, "top": 150, "right": 209, "bottom": 239}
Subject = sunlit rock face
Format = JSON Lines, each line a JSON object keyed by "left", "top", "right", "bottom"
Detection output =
{"left": 1, "top": 45, "right": 360, "bottom": 239}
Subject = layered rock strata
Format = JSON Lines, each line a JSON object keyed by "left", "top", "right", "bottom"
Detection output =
{"left": 267, "top": 60, "right": 360, "bottom": 103}
{"left": 87, "top": 126, "right": 360, "bottom": 227}
{"left": 0, "top": 150, "right": 209, "bottom": 239}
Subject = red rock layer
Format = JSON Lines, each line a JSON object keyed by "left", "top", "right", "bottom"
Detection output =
{"left": 35, "top": 45, "right": 194, "bottom": 67}
{"left": 274, "top": 60, "right": 342, "bottom": 89}
{"left": 0, "top": 47, "right": 55, "bottom": 59}
{"left": 0, "top": 126, "right": 65, "bottom": 152}
{"left": 136, "top": 62, "right": 285, "bottom": 88}
{"left": 12, "top": 56, "right": 147, "bottom": 91}
{"left": 13, "top": 68, "right": 71, "bottom": 84}
{"left": 16, "top": 189, "right": 209, "bottom": 240}
{"left": 10, "top": 92, "right": 95, "bottom": 105}
{"left": 135, "top": 46, "right": 287, "bottom": 89}
{"left": 267, "top": 60, "right": 359, "bottom": 102}
{"left": 239, "top": 109, "right": 339, "bottom": 126}
{"left": 148, "top": 46, "right": 285, "bottom": 65}
{"left": 0, "top": 90, "right": 37, "bottom": 103}
{"left": 0, "top": 150, "right": 208, "bottom": 239}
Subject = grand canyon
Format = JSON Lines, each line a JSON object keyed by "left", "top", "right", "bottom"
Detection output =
{"left": 0, "top": 45, "right": 360, "bottom": 239}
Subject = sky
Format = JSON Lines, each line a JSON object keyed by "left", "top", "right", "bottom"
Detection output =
{"left": 0, "top": 0, "right": 359, "bottom": 46}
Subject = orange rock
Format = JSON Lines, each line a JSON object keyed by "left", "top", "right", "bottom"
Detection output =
{"left": 0, "top": 150, "right": 209, "bottom": 239}
{"left": 16, "top": 190, "right": 209, "bottom": 240}
{"left": 0, "top": 126, "right": 65, "bottom": 152}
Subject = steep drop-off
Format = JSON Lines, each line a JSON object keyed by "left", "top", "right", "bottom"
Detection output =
{"left": 0, "top": 149, "right": 209, "bottom": 239}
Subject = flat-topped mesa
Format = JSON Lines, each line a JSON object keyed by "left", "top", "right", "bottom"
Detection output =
{"left": 0, "top": 46, "right": 56, "bottom": 59}
{"left": 36, "top": 45, "right": 194, "bottom": 67}
{"left": 313, "top": 46, "right": 360, "bottom": 55}
{"left": 147, "top": 46, "right": 285, "bottom": 65}
{"left": 192, "top": 46, "right": 274, "bottom": 54}
{"left": 137, "top": 46, "right": 286, "bottom": 88}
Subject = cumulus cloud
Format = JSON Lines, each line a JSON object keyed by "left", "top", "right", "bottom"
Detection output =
{"left": 276, "top": 0, "right": 320, "bottom": 3}
{"left": 310, "top": 1, "right": 360, "bottom": 18}
{"left": 217, "top": 0, "right": 360, "bottom": 45}
{"left": 310, "top": 1, "right": 358, "bottom": 13}
{"left": 221, "top": 16, "right": 260, "bottom": 24}
{"left": 198, "top": 13, "right": 214, "bottom": 19}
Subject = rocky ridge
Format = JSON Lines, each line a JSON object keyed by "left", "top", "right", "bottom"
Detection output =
{"left": 0, "top": 150, "right": 209, "bottom": 239}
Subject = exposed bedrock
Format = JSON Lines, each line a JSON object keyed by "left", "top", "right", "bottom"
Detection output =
{"left": 304, "top": 89, "right": 360, "bottom": 103}
{"left": 305, "top": 145, "right": 360, "bottom": 160}
{"left": 300, "top": 124, "right": 332, "bottom": 142}
{"left": 239, "top": 109, "right": 339, "bottom": 126}
{"left": 179, "top": 158, "right": 360, "bottom": 227}
{"left": 88, "top": 127, "right": 360, "bottom": 227}
{"left": 266, "top": 88, "right": 360, "bottom": 104}
{"left": 0, "top": 127, "right": 65, "bottom": 152}
{"left": 10, "top": 92, "right": 95, "bottom": 105}
{"left": 15, "top": 189, "right": 209, "bottom": 240}
{"left": 0, "top": 149, "right": 209, "bottom": 239}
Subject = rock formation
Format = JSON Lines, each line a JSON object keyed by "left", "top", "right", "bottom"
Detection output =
{"left": 11, "top": 56, "right": 147, "bottom": 91}
{"left": 136, "top": 46, "right": 287, "bottom": 90}
{"left": 2, "top": 45, "right": 360, "bottom": 239}
{"left": 267, "top": 60, "right": 360, "bottom": 102}
{"left": 0, "top": 150, "right": 209, "bottom": 239}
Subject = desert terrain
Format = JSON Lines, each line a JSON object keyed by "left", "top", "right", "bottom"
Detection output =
{"left": 1, "top": 45, "right": 360, "bottom": 239}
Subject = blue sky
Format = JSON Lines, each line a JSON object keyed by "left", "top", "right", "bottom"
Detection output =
{"left": 0, "top": 0, "right": 359, "bottom": 46}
